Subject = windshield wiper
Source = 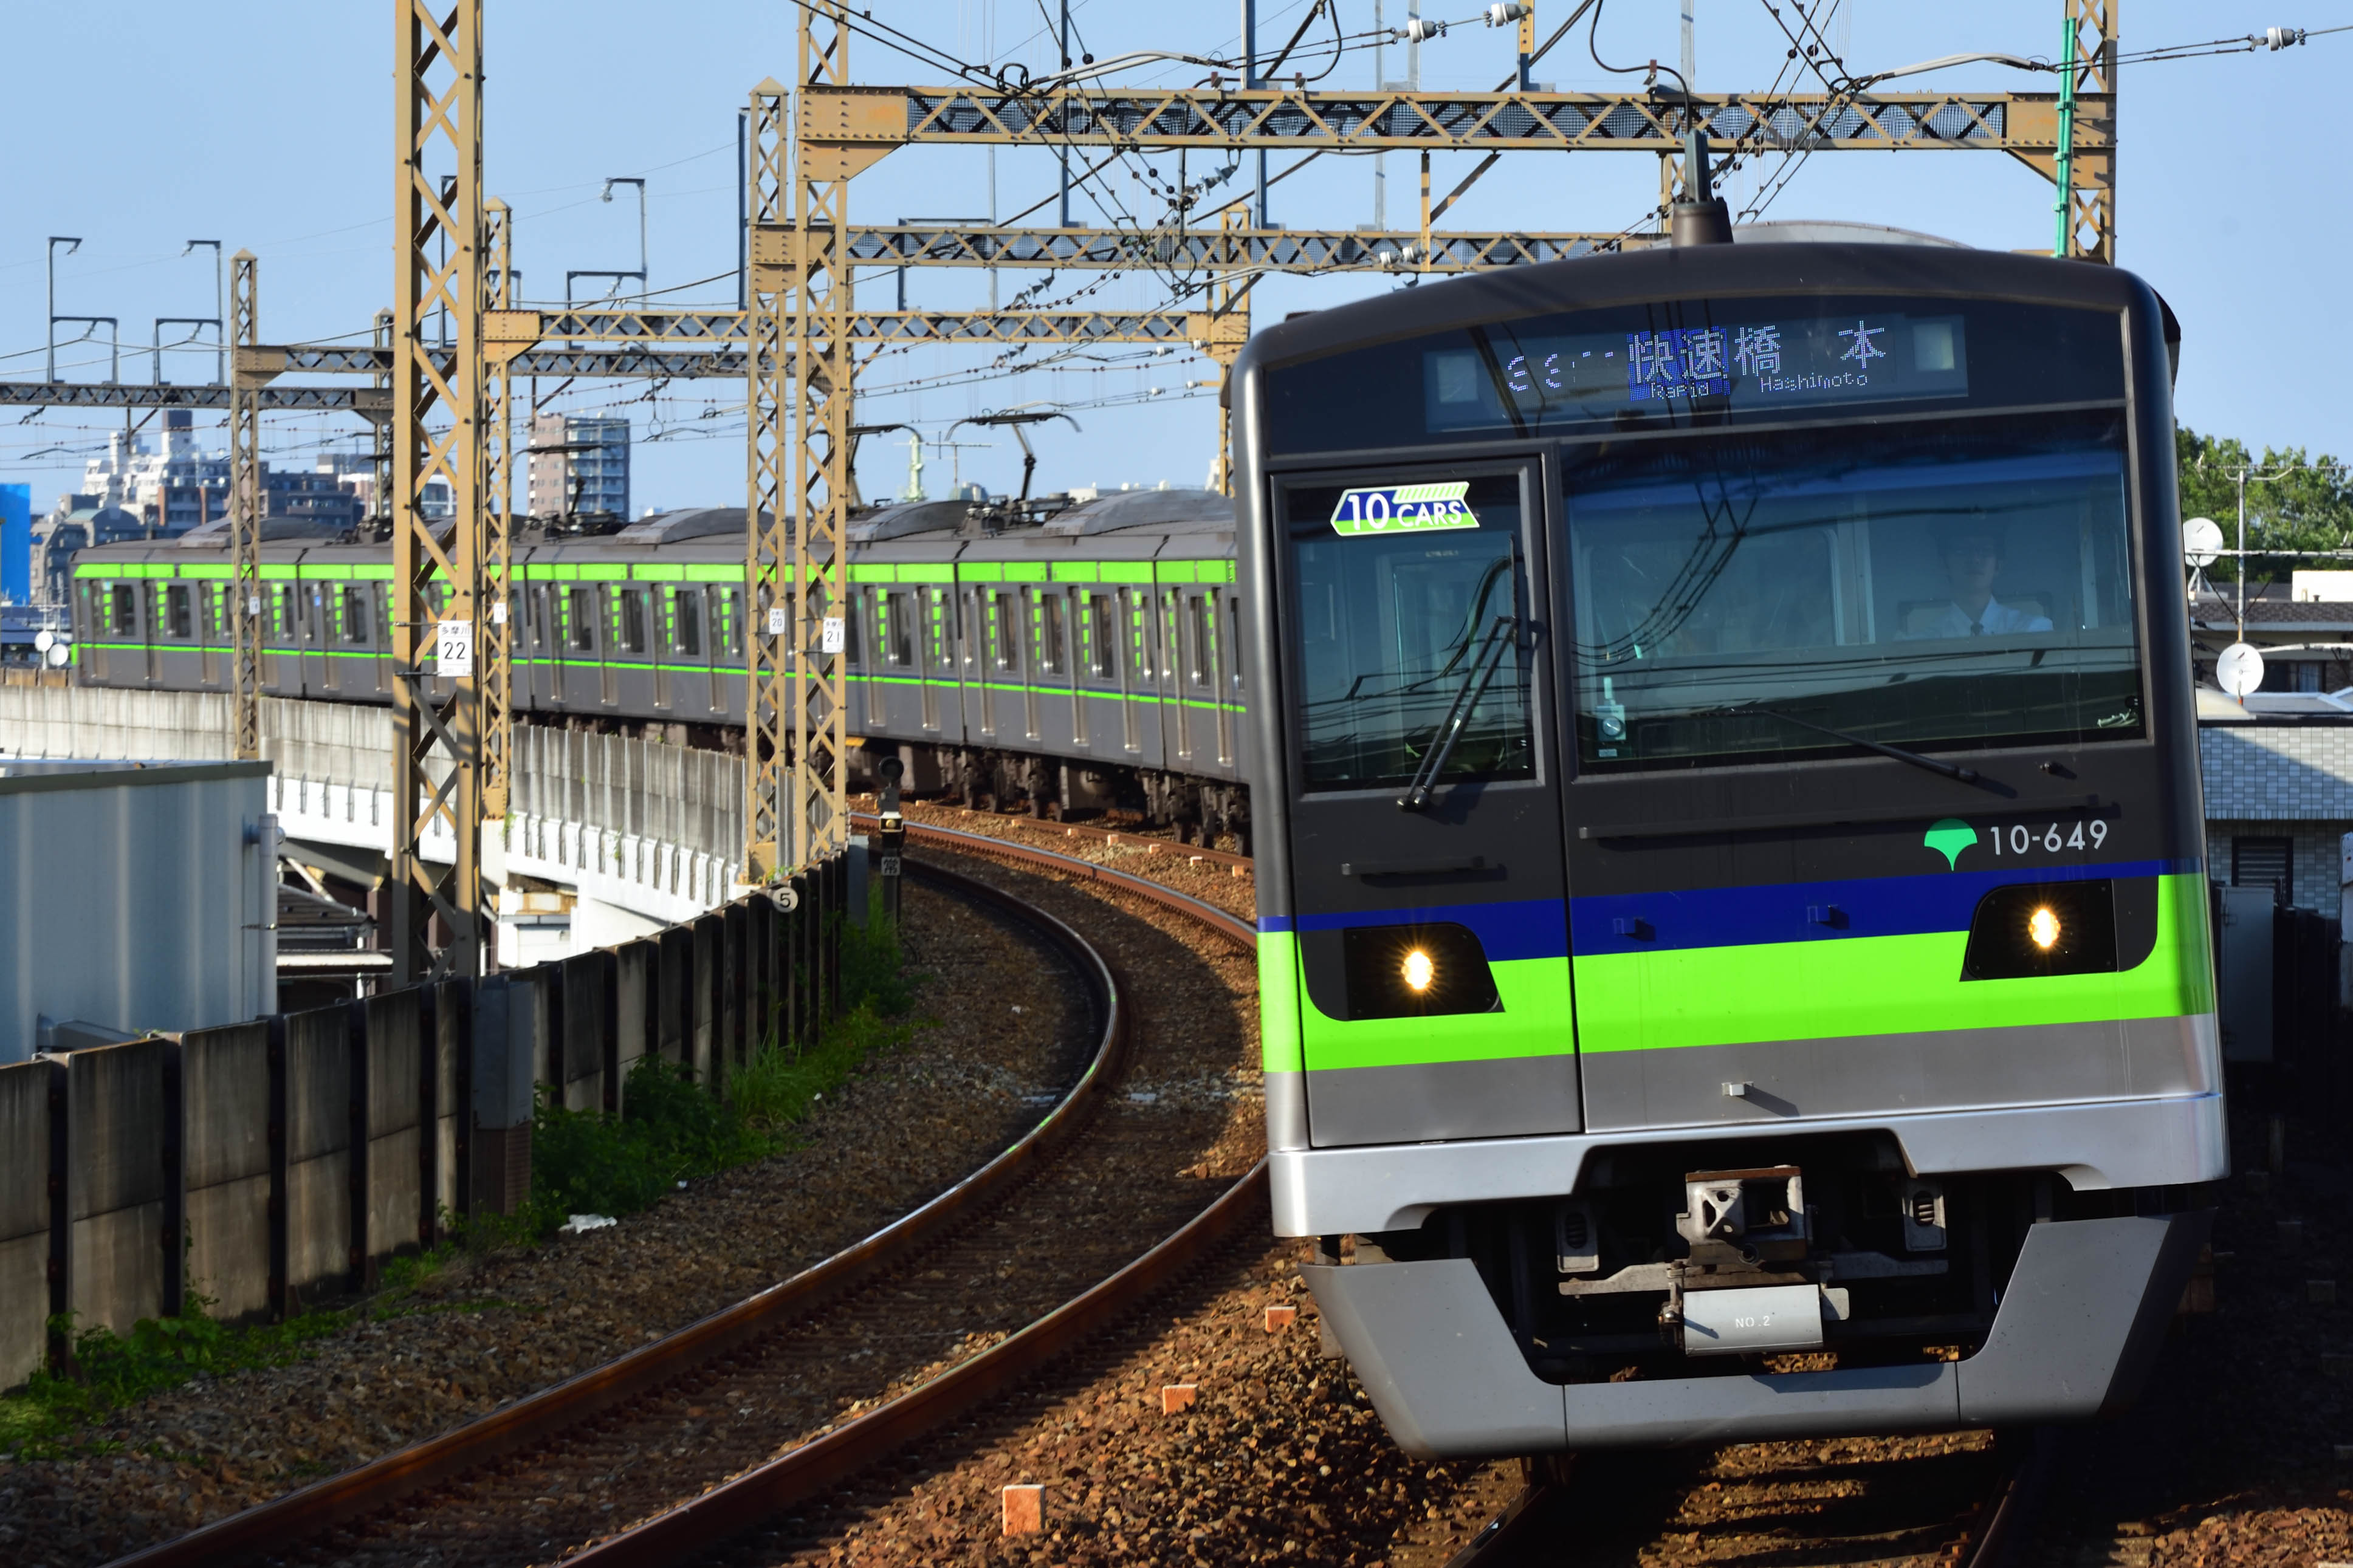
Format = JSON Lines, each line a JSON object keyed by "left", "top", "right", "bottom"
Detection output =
{"left": 1399, "top": 614, "right": 1519, "bottom": 811}
{"left": 1711, "top": 705, "right": 2015, "bottom": 796}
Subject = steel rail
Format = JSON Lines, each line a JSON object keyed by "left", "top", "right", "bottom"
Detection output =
{"left": 103, "top": 859, "right": 1124, "bottom": 1568}
{"left": 864, "top": 812, "right": 1257, "bottom": 946}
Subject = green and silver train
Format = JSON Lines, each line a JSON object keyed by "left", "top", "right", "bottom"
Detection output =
{"left": 67, "top": 491, "right": 1254, "bottom": 843}
{"left": 1233, "top": 239, "right": 2218, "bottom": 1451}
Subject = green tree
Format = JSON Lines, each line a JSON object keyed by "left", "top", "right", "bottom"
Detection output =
{"left": 2177, "top": 426, "right": 2353, "bottom": 583}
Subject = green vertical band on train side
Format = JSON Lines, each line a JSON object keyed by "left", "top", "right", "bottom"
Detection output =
{"left": 1571, "top": 872, "right": 2214, "bottom": 1055}
{"left": 1259, "top": 930, "right": 1304, "bottom": 1074}
{"left": 1296, "top": 956, "right": 1578, "bottom": 1073}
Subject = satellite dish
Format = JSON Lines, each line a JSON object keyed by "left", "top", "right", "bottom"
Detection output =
{"left": 2183, "top": 516, "right": 2224, "bottom": 569}
{"left": 2216, "top": 642, "right": 2266, "bottom": 699}
{"left": 32, "top": 630, "right": 53, "bottom": 652}
{"left": 44, "top": 644, "right": 68, "bottom": 669}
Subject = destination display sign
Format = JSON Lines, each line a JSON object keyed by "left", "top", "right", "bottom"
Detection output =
{"left": 1328, "top": 481, "right": 1482, "bottom": 536}
{"left": 1425, "top": 309, "right": 1970, "bottom": 430}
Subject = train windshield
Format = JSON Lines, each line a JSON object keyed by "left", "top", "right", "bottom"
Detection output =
{"left": 1567, "top": 408, "right": 2138, "bottom": 770}
{"left": 1285, "top": 473, "right": 1536, "bottom": 792}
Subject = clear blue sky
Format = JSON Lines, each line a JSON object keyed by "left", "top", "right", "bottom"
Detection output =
{"left": 0, "top": 1, "right": 2340, "bottom": 513}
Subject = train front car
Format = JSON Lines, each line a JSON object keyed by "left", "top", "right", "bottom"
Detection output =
{"left": 1235, "top": 243, "right": 2219, "bottom": 1456}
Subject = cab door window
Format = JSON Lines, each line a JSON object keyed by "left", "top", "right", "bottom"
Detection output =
{"left": 1283, "top": 473, "right": 1534, "bottom": 790}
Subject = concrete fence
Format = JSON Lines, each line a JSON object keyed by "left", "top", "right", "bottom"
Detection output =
{"left": 0, "top": 858, "right": 845, "bottom": 1392}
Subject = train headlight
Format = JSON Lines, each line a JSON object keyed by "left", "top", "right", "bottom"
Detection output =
{"left": 1960, "top": 882, "right": 2118, "bottom": 981}
{"left": 2027, "top": 906, "right": 2061, "bottom": 951}
{"left": 1313, "top": 922, "right": 1499, "bottom": 1019}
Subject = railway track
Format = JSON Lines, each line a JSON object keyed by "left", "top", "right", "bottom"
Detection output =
{"left": 106, "top": 840, "right": 1262, "bottom": 1568}
{"left": 1439, "top": 1428, "right": 2052, "bottom": 1568}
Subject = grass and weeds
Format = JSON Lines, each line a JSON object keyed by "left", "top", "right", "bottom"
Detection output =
{"left": 0, "top": 903, "right": 919, "bottom": 1460}
{"left": 0, "top": 1288, "right": 346, "bottom": 1460}
{"left": 530, "top": 898, "right": 921, "bottom": 1225}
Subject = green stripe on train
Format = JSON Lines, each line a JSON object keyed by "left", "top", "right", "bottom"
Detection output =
{"left": 1293, "top": 956, "right": 1577, "bottom": 1073}
{"left": 1277, "top": 874, "right": 2213, "bottom": 1073}
{"left": 1571, "top": 872, "right": 2212, "bottom": 1053}
{"left": 1259, "top": 931, "right": 1304, "bottom": 1073}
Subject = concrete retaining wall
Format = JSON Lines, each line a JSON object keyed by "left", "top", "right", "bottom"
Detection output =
{"left": 181, "top": 1022, "right": 272, "bottom": 1323}
{"left": 0, "top": 1061, "right": 53, "bottom": 1391}
{"left": 0, "top": 855, "right": 849, "bottom": 1391}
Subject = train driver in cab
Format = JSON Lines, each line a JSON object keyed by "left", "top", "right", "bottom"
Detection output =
{"left": 1916, "top": 516, "right": 2053, "bottom": 638}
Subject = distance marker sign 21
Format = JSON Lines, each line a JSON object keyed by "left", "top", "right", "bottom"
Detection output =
{"left": 1331, "top": 482, "right": 1480, "bottom": 536}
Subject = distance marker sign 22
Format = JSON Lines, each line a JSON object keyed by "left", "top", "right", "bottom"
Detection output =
{"left": 1330, "top": 482, "right": 1480, "bottom": 536}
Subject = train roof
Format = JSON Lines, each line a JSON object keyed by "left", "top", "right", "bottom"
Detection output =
{"left": 1237, "top": 240, "right": 2166, "bottom": 380}
{"left": 1040, "top": 487, "right": 1232, "bottom": 536}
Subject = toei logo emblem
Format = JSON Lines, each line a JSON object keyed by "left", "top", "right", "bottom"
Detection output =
{"left": 1923, "top": 818, "right": 1978, "bottom": 870}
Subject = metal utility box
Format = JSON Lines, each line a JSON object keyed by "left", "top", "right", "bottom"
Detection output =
{"left": 0, "top": 760, "right": 276, "bottom": 1064}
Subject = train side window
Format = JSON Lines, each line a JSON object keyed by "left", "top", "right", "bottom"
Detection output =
{"left": 1039, "top": 591, "right": 1067, "bottom": 676}
{"left": 618, "top": 588, "right": 648, "bottom": 655}
{"left": 567, "top": 586, "right": 596, "bottom": 652}
{"left": 992, "top": 591, "right": 1020, "bottom": 673}
{"left": 845, "top": 591, "right": 863, "bottom": 667}
{"left": 166, "top": 584, "right": 194, "bottom": 640}
{"left": 277, "top": 585, "right": 296, "bottom": 637}
{"left": 1185, "top": 594, "right": 1211, "bottom": 687}
{"left": 884, "top": 589, "right": 915, "bottom": 667}
{"left": 1087, "top": 593, "right": 1118, "bottom": 680}
{"left": 674, "top": 588, "right": 702, "bottom": 657}
{"left": 342, "top": 586, "right": 369, "bottom": 644}
{"left": 1226, "top": 593, "right": 1243, "bottom": 685}
{"left": 719, "top": 589, "right": 741, "bottom": 657}
{"left": 111, "top": 583, "right": 137, "bottom": 635}
{"left": 1158, "top": 589, "right": 1180, "bottom": 680}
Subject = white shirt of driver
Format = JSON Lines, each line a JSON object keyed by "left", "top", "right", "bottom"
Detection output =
{"left": 1920, "top": 596, "right": 2053, "bottom": 638}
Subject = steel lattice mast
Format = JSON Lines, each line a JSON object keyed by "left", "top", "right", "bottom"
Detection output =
{"left": 228, "top": 250, "right": 263, "bottom": 761}
{"left": 391, "top": 0, "right": 487, "bottom": 982}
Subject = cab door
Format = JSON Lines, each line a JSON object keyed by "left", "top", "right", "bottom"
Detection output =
{"left": 1269, "top": 462, "right": 1578, "bottom": 1147}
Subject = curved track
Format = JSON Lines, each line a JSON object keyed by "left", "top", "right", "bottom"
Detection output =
{"left": 107, "top": 846, "right": 1262, "bottom": 1568}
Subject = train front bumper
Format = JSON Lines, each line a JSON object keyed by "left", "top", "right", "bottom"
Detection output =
{"left": 1304, "top": 1207, "right": 2212, "bottom": 1455}
{"left": 1268, "top": 1090, "right": 2228, "bottom": 1238}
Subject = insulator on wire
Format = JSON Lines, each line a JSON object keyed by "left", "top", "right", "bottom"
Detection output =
{"left": 2265, "top": 26, "right": 2306, "bottom": 49}
{"left": 1394, "top": 18, "right": 1446, "bottom": 43}
{"left": 1485, "top": 2, "right": 1531, "bottom": 24}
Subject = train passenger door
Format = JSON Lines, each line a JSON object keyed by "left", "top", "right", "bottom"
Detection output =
{"left": 921, "top": 586, "right": 947, "bottom": 733}
{"left": 1269, "top": 464, "right": 1579, "bottom": 1147}
{"left": 320, "top": 584, "right": 345, "bottom": 693}
{"left": 1117, "top": 587, "right": 1144, "bottom": 755}
{"left": 653, "top": 585, "right": 675, "bottom": 712}
{"left": 600, "top": 586, "right": 622, "bottom": 707}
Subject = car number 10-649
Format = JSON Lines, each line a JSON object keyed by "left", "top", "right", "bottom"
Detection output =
{"left": 1990, "top": 820, "right": 2109, "bottom": 857}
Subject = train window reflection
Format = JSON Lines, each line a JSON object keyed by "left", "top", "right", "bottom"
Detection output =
{"left": 1567, "top": 410, "right": 2138, "bottom": 770}
{"left": 567, "top": 587, "right": 596, "bottom": 653}
{"left": 1285, "top": 473, "right": 1534, "bottom": 792}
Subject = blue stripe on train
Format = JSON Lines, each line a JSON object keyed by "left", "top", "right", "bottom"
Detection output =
{"left": 1257, "top": 858, "right": 2197, "bottom": 958}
